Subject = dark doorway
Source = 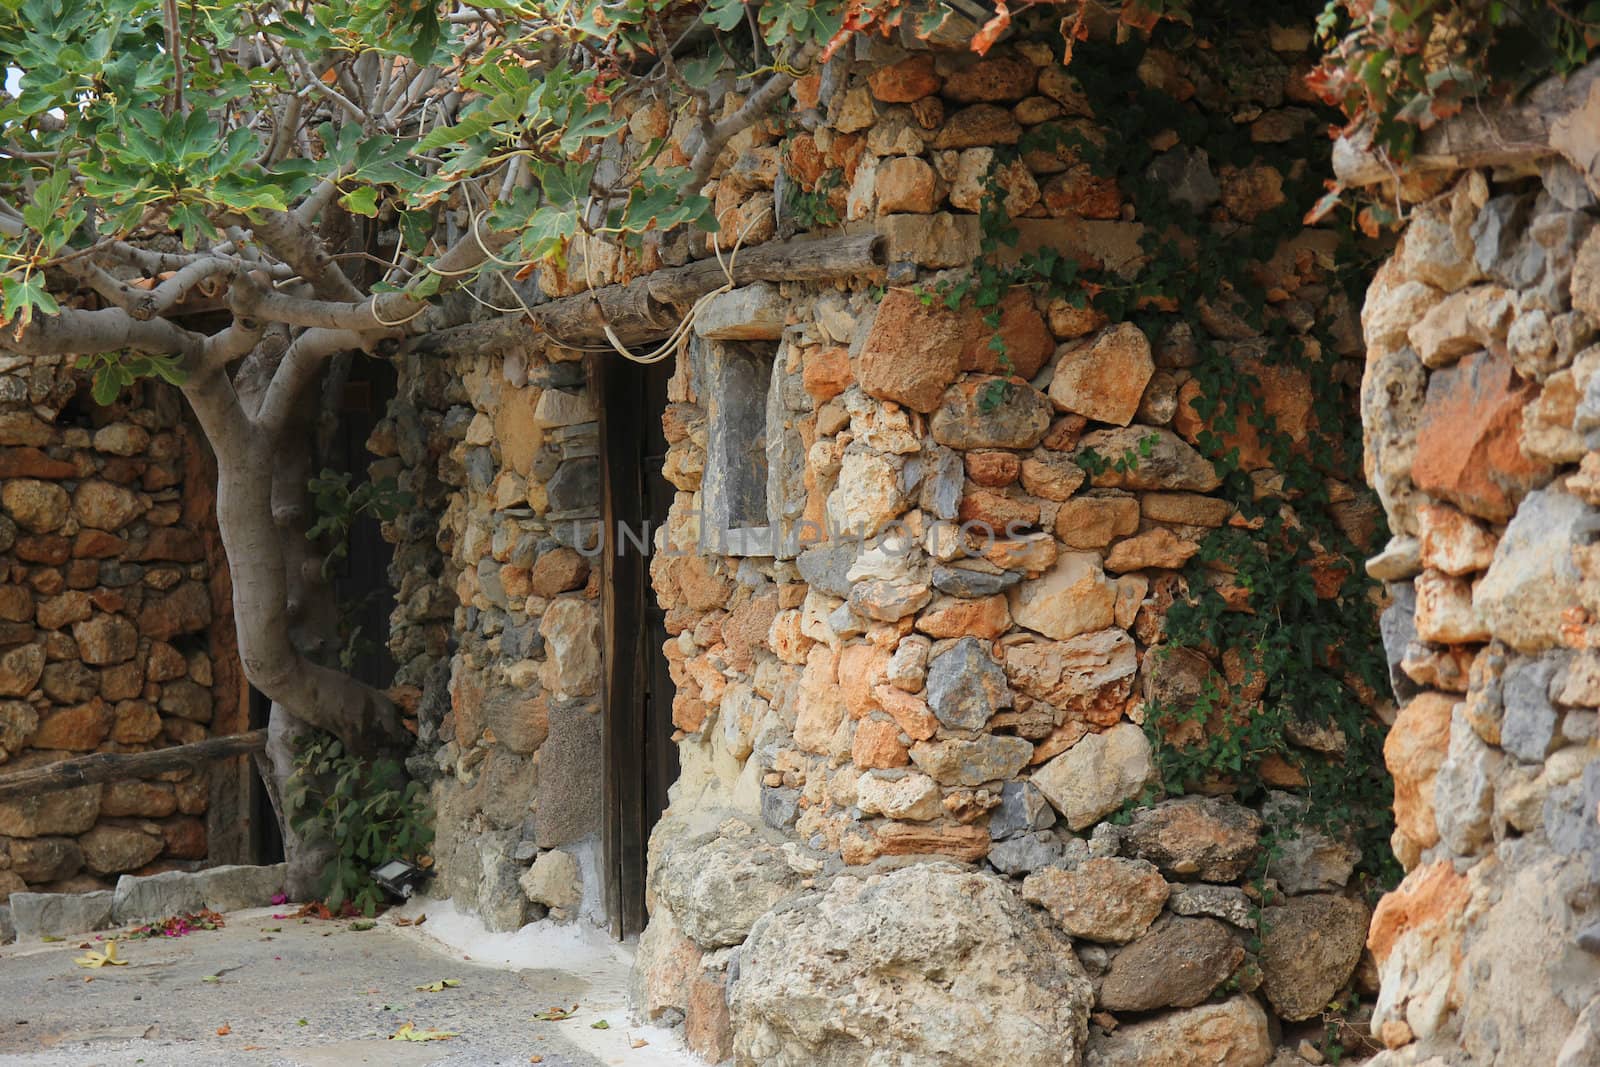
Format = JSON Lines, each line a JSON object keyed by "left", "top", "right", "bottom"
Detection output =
{"left": 246, "top": 354, "right": 400, "bottom": 867}
{"left": 596, "top": 354, "right": 678, "bottom": 939}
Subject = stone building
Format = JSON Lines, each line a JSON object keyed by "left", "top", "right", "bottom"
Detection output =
{"left": 6, "top": 11, "right": 1600, "bottom": 1067}
{"left": 377, "top": 18, "right": 1396, "bottom": 1066}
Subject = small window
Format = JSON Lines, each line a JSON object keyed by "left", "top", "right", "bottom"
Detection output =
{"left": 697, "top": 337, "right": 775, "bottom": 556}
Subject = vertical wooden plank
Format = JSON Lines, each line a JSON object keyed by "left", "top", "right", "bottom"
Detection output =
{"left": 596, "top": 354, "right": 652, "bottom": 939}
{"left": 594, "top": 353, "right": 623, "bottom": 939}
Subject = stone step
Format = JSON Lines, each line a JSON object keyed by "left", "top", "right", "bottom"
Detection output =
{"left": 7, "top": 862, "right": 287, "bottom": 940}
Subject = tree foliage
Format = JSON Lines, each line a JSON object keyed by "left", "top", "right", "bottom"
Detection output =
{"left": 1311, "top": 0, "right": 1600, "bottom": 160}
{"left": 0, "top": 0, "right": 852, "bottom": 342}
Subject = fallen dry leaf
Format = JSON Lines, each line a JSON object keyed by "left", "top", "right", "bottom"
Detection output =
{"left": 391, "top": 1022, "right": 460, "bottom": 1042}
{"left": 530, "top": 1005, "right": 578, "bottom": 1021}
{"left": 216, "top": 1024, "right": 231, "bottom": 1036}
{"left": 74, "top": 942, "right": 128, "bottom": 968}
{"left": 631, "top": 1038, "right": 649, "bottom": 1048}
{"left": 415, "top": 979, "right": 462, "bottom": 993}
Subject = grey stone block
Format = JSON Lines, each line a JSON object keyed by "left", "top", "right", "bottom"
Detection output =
{"left": 1547, "top": 762, "right": 1600, "bottom": 881}
{"left": 796, "top": 543, "right": 857, "bottom": 598}
{"left": 197, "top": 864, "right": 288, "bottom": 912}
{"left": 1380, "top": 581, "right": 1420, "bottom": 704}
{"left": 761, "top": 785, "right": 800, "bottom": 830}
{"left": 699, "top": 336, "right": 774, "bottom": 552}
{"left": 10, "top": 890, "right": 115, "bottom": 939}
{"left": 1168, "top": 884, "right": 1256, "bottom": 929}
{"left": 474, "top": 830, "right": 531, "bottom": 933}
{"left": 695, "top": 283, "right": 786, "bottom": 340}
{"left": 1145, "top": 147, "right": 1219, "bottom": 212}
{"left": 926, "top": 636, "right": 1011, "bottom": 730}
{"left": 987, "top": 831, "right": 1063, "bottom": 876}
{"left": 113, "top": 870, "right": 205, "bottom": 925}
{"left": 1503, "top": 654, "right": 1567, "bottom": 763}
{"left": 918, "top": 445, "right": 963, "bottom": 522}
{"left": 988, "top": 780, "right": 1055, "bottom": 841}
{"left": 546, "top": 457, "right": 600, "bottom": 515}
{"left": 0, "top": 904, "right": 12, "bottom": 945}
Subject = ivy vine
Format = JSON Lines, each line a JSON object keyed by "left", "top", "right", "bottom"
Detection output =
{"left": 937, "top": 16, "right": 1401, "bottom": 897}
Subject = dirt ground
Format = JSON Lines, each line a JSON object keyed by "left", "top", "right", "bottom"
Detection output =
{"left": 0, "top": 904, "right": 696, "bottom": 1067}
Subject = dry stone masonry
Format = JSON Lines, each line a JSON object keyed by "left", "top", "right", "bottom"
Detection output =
{"left": 370, "top": 11, "right": 1414, "bottom": 1067}
{"left": 1360, "top": 159, "right": 1600, "bottom": 1066}
{"left": 0, "top": 361, "right": 232, "bottom": 923}
{"left": 582, "top": 18, "right": 1377, "bottom": 1067}
{"left": 373, "top": 320, "right": 605, "bottom": 930}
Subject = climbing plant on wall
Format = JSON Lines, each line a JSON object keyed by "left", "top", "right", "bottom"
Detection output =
{"left": 928, "top": 9, "right": 1401, "bottom": 891}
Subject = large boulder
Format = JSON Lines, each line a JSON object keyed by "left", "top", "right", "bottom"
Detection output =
{"left": 910, "top": 734, "right": 1033, "bottom": 786}
{"left": 0, "top": 753, "right": 101, "bottom": 837}
{"left": 1450, "top": 844, "right": 1600, "bottom": 1065}
{"left": 930, "top": 377, "right": 1053, "bottom": 450}
{"left": 1048, "top": 323, "right": 1155, "bottom": 426}
{"left": 1361, "top": 346, "right": 1429, "bottom": 535}
{"left": 6, "top": 837, "right": 83, "bottom": 883}
{"left": 1262, "top": 792, "right": 1359, "bottom": 894}
{"left": 857, "top": 290, "right": 966, "bottom": 412}
{"left": 1004, "top": 630, "right": 1137, "bottom": 727}
{"left": 1072, "top": 426, "right": 1220, "bottom": 492}
{"left": 1007, "top": 552, "right": 1117, "bottom": 642}
{"left": 926, "top": 636, "right": 1012, "bottom": 730}
{"left": 78, "top": 824, "right": 164, "bottom": 875}
{"left": 731, "top": 863, "right": 1093, "bottom": 1066}
{"left": 1411, "top": 348, "right": 1547, "bottom": 523}
{"left": 654, "top": 821, "right": 803, "bottom": 948}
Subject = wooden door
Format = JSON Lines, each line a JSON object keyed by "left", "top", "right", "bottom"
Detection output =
{"left": 595, "top": 354, "right": 678, "bottom": 939}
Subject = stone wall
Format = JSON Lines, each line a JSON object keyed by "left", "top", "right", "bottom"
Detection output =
{"left": 1360, "top": 162, "right": 1600, "bottom": 1065}
{"left": 363, "top": 12, "right": 1413, "bottom": 1065}
{"left": 0, "top": 360, "right": 235, "bottom": 904}
{"left": 374, "top": 324, "right": 606, "bottom": 930}
{"left": 609, "top": 23, "right": 1383, "bottom": 1067}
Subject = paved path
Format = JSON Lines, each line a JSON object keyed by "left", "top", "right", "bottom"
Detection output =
{"left": 0, "top": 905, "right": 691, "bottom": 1067}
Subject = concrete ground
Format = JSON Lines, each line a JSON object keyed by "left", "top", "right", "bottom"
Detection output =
{"left": 0, "top": 902, "right": 698, "bottom": 1067}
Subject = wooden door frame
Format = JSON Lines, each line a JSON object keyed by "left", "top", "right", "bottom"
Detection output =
{"left": 594, "top": 353, "right": 651, "bottom": 939}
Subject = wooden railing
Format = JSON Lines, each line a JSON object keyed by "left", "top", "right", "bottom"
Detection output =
{"left": 0, "top": 730, "right": 267, "bottom": 802}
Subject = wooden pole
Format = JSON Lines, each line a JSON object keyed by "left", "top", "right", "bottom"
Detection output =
{"left": 0, "top": 729, "right": 268, "bottom": 802}
{"left": 407, "top": 231, "right": 887, "bottom": 359}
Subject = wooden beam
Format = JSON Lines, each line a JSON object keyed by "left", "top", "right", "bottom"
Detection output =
{"left": 0, "top": 730, "right": 267, "bottom": 802}
{"left": 1333, "top": 59, "right": 1600, "bottom": 191}
{"left": 406, "top": 231, "right": 886, "bottom": 360}
{"left": 537, "top": 231, "right": 885, "bottom": 348}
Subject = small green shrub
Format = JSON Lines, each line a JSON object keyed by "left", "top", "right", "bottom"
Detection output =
{"left": 286, "top": 733, "right": 433, "bottom": 916}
